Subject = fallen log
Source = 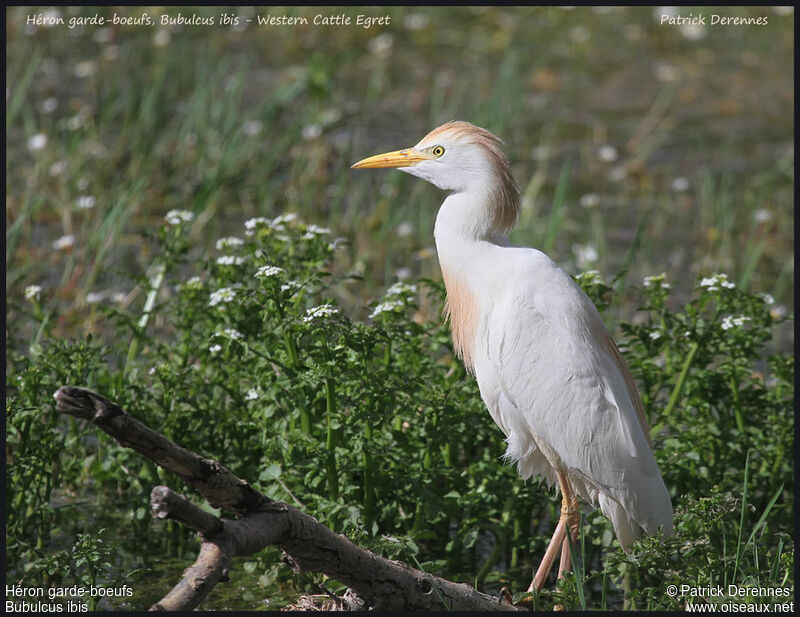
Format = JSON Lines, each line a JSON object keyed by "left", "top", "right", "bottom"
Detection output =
{"left": 53, "top": 386, "right": 522, "bottom": 611}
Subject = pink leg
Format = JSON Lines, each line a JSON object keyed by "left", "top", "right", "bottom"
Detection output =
{"left": 528, "top": 518, "right": 566, "bottom": 592}
{"left": 526, "top": 471, "right": 580, "bottom": 594}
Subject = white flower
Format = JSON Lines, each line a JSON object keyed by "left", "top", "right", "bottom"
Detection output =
{"left": 74, "top": 60, "right": 97, "bottom": 78}
{"left": 394, "top": 267, "right": 412, "bottom": 280}
{"left": 255, "top": 265, "right": 285, "bottom": 279}
{"left": 643, "top": 273, "right": 670, "bottom": 289}
{"left": 649, "top": 330, "right": 662, "bottom": 340}
{"left": 216, "top": 236, "right": 244, "bottom": 250}
{"left": 27, "top": 133, "right": 48, "bottom": 152}
{"left": 328, "top": 237, "right": 347, "bottom": 251}
{"left": 243, "top": 120, "right": 263, "bottom": 136}
{"left": 597, "top": 145, "right": 618, "bottom": 162}
{"left": 396, "top": 221, "right": 414, "bottom": 237}
{"left": 270, "top": 213, "right": 299, "bottom": 230}
{"left": 302, "top": 124, "right": 322, "bottom": 140}
{"left": 671, "top": 177, "right": 690, "bottom": 192}
{"left": 40, "top": 97, "right": 58, "bottom": 113}
{"left": 305, "top": 224, "right": 331, "bottom": 236}
{"left": 699, "top": 273, "right": 735, "bottom": 291}
{"left": 165, "top": 209, "right": 194, "bottom": 225}
{"left": 370, "top": 300, "right": 404, "bottom": 319}
{"left": 577, "top": 270, "right": 604, "bottom": 285}
{"left": 302, "top": 304, "right": 338, "bottom": 323}
{"left": 760, "top": 293, "right": 775, "bottom": 305}
{"left": 215, "top": 328, "right": 243, "bottom": 340}
{"left": 76, "top": 195, "right": 95, "bottom": 210}
{"left": 216, "top": 255, "right": 245, "bottom": 266}
{"left": 368, "top": 32, "right": 394, "bottom": 58}
{"left": 384, "top": 282, "right": 417, "bottom": 304}
{"left": 25, "top": 285, "right": 42, "bottom": 301}
{"left": 245, "top": 216, "right": 271, "bottom": 230}
{"left": 184, "top": 276, "right": 204, "bottom": 290}
{"left": 403, "top": 13, "right": 429, "bottom": 30}
{"left": 579, "top": 193, "right": 600, "bottom": 209}
{"left": 209, "top": 287, "right": 237, "bottom": 307}
{"left": 49, "top": 160, "right": 67, "bottom": 176}
{"left": 86, "top": 291, "right": 106, "bottom": 304}
{"left": 721, "top": 315, "right": 749, "bottom": 330}
{"left": 52, "top": 234, "right": 76, "bottom": 250}
{"left": 209, "top": 344, "right": 222, "bottom": 354}
{"left": 280, "top": 281, "right": 302, "bottom": 294}
{"left": 754, "top": 209, "right": 772, "bottom": 223}
{"left": 386, "top": 282, "right": 417, "bottom": 298}
{"left": 245, "top": 389, "right": 259, "bottom": 401}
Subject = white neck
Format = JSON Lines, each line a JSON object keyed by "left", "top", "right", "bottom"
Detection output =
{"left": 433, "top": 191, "right": 507, "bottom": 371}
{"left": 433, "top": 191, "right": 509, "bottom": 255}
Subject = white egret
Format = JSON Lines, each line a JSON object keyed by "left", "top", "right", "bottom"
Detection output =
{"left": 353, "top": 121, "right": 673, "bottom": 591}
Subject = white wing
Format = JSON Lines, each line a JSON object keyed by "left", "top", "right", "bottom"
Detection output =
{"left": 472, "top": 247, "right": 673, "bottom": 549}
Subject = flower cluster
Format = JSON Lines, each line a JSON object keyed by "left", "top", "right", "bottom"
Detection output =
{"left": 643, "top": 273, "right": 671, "bottom": 289}
{"left": 165, "top": 209, "right": 194, "bottom": 225}
{"left": 386, "top": 281, "right": 417, "bottom": 301}
{"left": 255, "top": 265, "right": 285, "bottom": 279}
{"left": 721, "top": 315, "right": 750, "bottom": 330}
{"left": 271, "top": 213, "right": 299, "bottom": 231}
{"left": 575, "top": 270, "right": 604, "bottom": 286}
{"left": 209, "top": 287, "right": 237, "bottom": 307}
{"left": 76, "top": 195, "right": 96, "bottom": 210}
{"left": 280, "top": 281, "right": 302, "bottom": 295}
{"left": 183, "top": 276, "right": 204, "bottom": 290}
{"left": 24, "top": 285, "right": 42, "bottom": 302}
{"left": 245, "top": 217, "right": 271, "bottom": 234}
{"left": 52, "top": 234, "right": 76, "bottom": 251}
{"left": 216, "top": 255, "right": 245, "bottom": 266}
{"left": 216, "top": 237, "right": 244, "bottom": 250}
{"left": 370, "top": 299, "right": 405, "bottom": 319}
{"left": 215, "top": 328, "right": 244, "bottom": 340}
{"left": 369, "top": 281, "right": 418, "bottom": 320}
{"left": 699, "top": 273, "right": 735, "bottom": 291}
{"left": 302, "top": 224, "right": 331, "bottom": 239}
{"left": 302, "top": 304, "right": 338, "bottom": 323}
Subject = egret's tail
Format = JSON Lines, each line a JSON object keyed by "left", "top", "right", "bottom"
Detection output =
{"left": 598, "top": 489, "right": 674, "bottom": 552}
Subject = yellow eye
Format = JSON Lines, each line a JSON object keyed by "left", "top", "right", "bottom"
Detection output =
{"left": 431, "top": 145, "right": 445, "bottom": 157}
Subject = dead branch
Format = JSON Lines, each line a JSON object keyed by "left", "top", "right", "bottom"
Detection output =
{"left": 53, "top": 386, "right": 522, "bottom": 611}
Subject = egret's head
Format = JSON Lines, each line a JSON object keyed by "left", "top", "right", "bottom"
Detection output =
{"left": 353, "top": 121, "right": 520, "bottom": 232}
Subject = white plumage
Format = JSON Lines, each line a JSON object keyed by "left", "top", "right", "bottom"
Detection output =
{"left": 353, "top": 121, "right": 673, "bottom": 589}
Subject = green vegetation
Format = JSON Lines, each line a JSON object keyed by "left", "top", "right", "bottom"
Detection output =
{"left": 7, "top": 213, "right": 793, "bottom": 609}
{"left": 6, "top": 5, "right": 793, "bottom": 611}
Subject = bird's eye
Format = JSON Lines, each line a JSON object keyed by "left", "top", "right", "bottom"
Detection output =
{"left": 431, "top": 146, "right": 445, "bottom": 157}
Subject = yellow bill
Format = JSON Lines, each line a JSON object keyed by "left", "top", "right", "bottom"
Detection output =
{"left": 351, "top": 148, "right": 430, "bottom": 169}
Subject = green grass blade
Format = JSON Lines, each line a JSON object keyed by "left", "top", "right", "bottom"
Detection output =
{"left": 732, "top": 449, "right": 751, "bottom": 583}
